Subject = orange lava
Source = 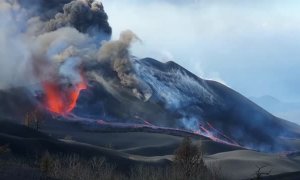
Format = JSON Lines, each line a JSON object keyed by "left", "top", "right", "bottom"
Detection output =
{"left": 43, "top": 81, "right": 86, "bottom": 115}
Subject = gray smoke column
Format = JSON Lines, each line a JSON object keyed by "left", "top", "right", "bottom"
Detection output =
{"left": 44, "top": 0, "right": 112, "bottom": 35}
{"left": 17, "top": 0, "right": 111, "bottom": 35}
{"left": 0, "top": 0, "right": 147, "bottom": 106}
{"left": 95, "top": 30, "right": 153, "bottom": 101}
{"left": 98, "top": 30, "right": 138, "bottom": 87}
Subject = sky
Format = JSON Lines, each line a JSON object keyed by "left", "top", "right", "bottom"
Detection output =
{"left": 102, "top": 0, "right": 300, "bottom": 102}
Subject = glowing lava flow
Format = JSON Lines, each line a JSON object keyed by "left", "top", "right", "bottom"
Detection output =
{"left": 43, "top": 81, "right": 87, "bottom": 115}
{"left": 132, "top": 116, "right": 241, "bottom": 147}
{"left": 194, "top": 122, "right": 240, "bottom": 147}
{"left": 62, "top": 110, "right": 240, "bottom": 147}
{"left": 96, "top": 116, "right": 241, "bottom": 147}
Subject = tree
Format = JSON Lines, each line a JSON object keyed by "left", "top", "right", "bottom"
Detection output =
{"left": 40, "top": 151, "right": 54, "bottom": 174}
{"left": 24, "top": 109, "right": 42, "bottom": 131}
{"left": 0, "top": 144, "right": 10, "bottom": 155}
{"left": 173, "top": 137, "right": 209, "bottom": 179}
{"left": 251, "top": 164, "right": 272, "bottom": 180}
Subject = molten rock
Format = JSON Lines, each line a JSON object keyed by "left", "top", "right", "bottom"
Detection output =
{"left": 43, "top": 81, "right": 86, "bottom": 114}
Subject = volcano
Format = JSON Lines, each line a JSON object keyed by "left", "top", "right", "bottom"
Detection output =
{"left": 1, "top": 58, "right": 299, "bottom": 152}
{"left": 74, "top": 57, "right": 300, "bottom": 152}
{"left": 2, "top": 1, "right": 300, "bottom": 179}
{"left": 0, "top": 0, "right": 299, "bottom": 153}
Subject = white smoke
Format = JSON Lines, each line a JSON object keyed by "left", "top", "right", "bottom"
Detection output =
{"left": 0, "top": 0, "right": 155, "bottom": 113}
{"left": 0, "top": 2, "right": 33, "bottom": 88}
{"left": 0, "top": 0, "right": 113, "bottom": 90}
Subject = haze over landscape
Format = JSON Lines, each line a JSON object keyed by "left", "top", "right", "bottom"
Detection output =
{"left": 0, "top": 0, "right": 300, "bottom": 180}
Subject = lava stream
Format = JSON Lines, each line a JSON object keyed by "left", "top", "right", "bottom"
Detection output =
{"left": 61, "top": 112, "right": 240, "bottom": 147}
{"left": 43, "top": 81, "right": 87, "bottom": 115}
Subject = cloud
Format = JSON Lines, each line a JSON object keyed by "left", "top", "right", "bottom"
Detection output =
{"left": 102, "top": 0, "right": 300, "bottom": 101}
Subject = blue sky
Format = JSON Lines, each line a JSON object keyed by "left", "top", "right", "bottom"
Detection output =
{"left": 102, "top": 0, "right": 300, "bottom": 102}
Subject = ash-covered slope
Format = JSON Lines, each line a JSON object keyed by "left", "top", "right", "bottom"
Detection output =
{"left": 0, "top": 57, "right": 299, "bottom": 152}
{"left": 75, "top": 57, "right": 300, "bottom": 151}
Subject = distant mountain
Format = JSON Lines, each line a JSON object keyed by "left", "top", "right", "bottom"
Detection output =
{"left": 250, "top": 95, "right": 281, "bottom": 106}
{"left": 250, "top": 96, "right": 300, "bottom": 125}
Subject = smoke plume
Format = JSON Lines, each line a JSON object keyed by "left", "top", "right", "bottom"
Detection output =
{"left": 0, "top": 0, "right": 112, "bottom": 88}
{"left": 44, "top": 0, "right": 112, "bottom": 34}
{"left": 0, "top": 0, "right": 150, "bottom": 109}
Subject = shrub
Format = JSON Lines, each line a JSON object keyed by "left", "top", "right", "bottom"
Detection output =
{"left": 40, "top": 151, "right": 54, "bottom": 174}
{"left": 0, "top": 144, "right": 10, "bottom": 155}
{"left": 130, "top": 165, "right": 172, "bottom": 180}
{"left": 24, "top": 110, "right": 42, "bottom": 131}
{"left": 39, "top": 153, "right": 117, "bottom": 180}
{"left": 251, "top": 164, "right": 272, "bottom": 180}
{"left": 173, "top": 137, "right": 215, "bottom": 180}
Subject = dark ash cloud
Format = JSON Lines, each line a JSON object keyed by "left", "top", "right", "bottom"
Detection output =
{"left": 44, "top": 0, "right": 112, "bottom": 34}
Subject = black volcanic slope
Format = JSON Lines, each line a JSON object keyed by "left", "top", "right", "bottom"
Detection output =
{"left": 0, "top": 58, "right": 300, "bottom": 152}
{"left": 0, "top": 121, "right": 171, "bottom": 172}
{"left": 75, "top": 58, "right": 300, "bottom": 151}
